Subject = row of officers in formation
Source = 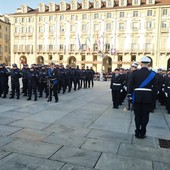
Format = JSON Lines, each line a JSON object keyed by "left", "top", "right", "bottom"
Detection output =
{"left": 110, "top": 56, "right": 170, "bottom": 139}
{"left": 0, "top": 63, "right": 95, "bottom": 103}
{"left": 110, "top": 62, "right": 170, "bottom": 114}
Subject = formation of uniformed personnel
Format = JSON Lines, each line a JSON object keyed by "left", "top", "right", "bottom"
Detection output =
{"left": 21, "top": 64, "right": 29, "bottom": 96}
{"left": 39, "top": 65, "right": 47, "bottom": 98}
{"left": 128, "top": 56, "right": 157, "bottom": 139}
{"left": 164, "top": 71, "right": 170, "bottom": 114}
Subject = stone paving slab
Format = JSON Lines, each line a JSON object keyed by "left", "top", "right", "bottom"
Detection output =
{"left": 3, "top": 139, "right": 62, "bottom": 158}
{"left": 132, "top": 135, "right": 159, "bottom": 148}
{"left": 95, "top": 153, "right": 153, "bottom": 170}
{"left": 0, "top": 111, "right": 30, "bottom": 119}
{"left": 23, "top": 109, "right": 68, "bottom": 123}
{"left": 61, "top": 164, "right": 99, "bottom": 170}
{"left": 90, "top": 116, "right": 131, "bottom": 133}
{"left": 0, "top": 106, "right": 19, "bottom": 113}
{"left": 118, "top": 143, "right": 170, "bottom": 163}
{"left": 0, "top": 150, "right": 11, "bottom": 160}
{"left": 50, "top": 146, "right": 101, "bottom": 168}
{"left": 153, "top": 161, "right": 170, "bottom": 170}
{"left": 0, "top": 116, "right": 17, "bottom": 125}
{"left": 0, "top": 125, "right": 22, "bottom": 136}
{"left": 10, "top": 119, "right": 50, "bottom": 130}
{"left": 81, "top": 138, "right": 119, "bottom": 154}
{"left": 0, "top": 153, "right": 64, "bottom": 170}
{"left": 87, "top": 129, "right": 132, "bottom": 143}
{"left": 43, "top": 133, "right": 87, "bottom": 147}
{"left": 45, "top": 124, "right": 91, "bottom": 137}
{"left": 0, "top": 136, "right": 16, "bottom": 148}
{"left": 10, "top": 128, "right": 52, "bottom": 141}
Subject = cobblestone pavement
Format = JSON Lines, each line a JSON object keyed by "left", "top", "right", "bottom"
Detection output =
{"left": 0, "top": 81, "right": 170, "bottom": 170}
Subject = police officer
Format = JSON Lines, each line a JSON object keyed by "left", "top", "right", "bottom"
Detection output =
{"left": 47, "top": 62, "right": 58, "bottom": 102}
{"left": 85, "top": 66, "right": 91, "bottom": 88}
{"left": 10, "top": 64, "right": 22, "bottom": 99}
{"left": 165, "top": 71, "right": 170, "bottom": 114}
{"left": 110, "top": 68, "right": 124, "bottom": 109}
{"left": 39, "top": 65, "right": 47, "bottom": 98}
{"left": 81, "top": 66, "right": 86, "bottom": 88}
{"left": 21, "top": 64, "right": 29, "bottom": 96}
{"left": 75, "top": 65, "right": 81, "bottom": 90}
{"left": 58, "top": 64, "right": 66, "bottom": 94}
{"left": 128, "top": 56, "right": 157, "bottom": 139}
{"left": 90, "top": 67, "right": 95, "bottom": 87}
{"left": 27, "top": 66, "right": 39, "bottom": 101}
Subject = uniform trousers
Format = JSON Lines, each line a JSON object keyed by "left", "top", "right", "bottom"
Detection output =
{"left": 134, "top": 103, "right": 151, "bottom": 137}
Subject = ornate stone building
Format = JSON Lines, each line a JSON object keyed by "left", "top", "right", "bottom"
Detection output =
{"left": 0, "top": 15, "right": 10, "bottom": 65}
{"left": 10, "top": 0, "right": 170, "bottom": 71}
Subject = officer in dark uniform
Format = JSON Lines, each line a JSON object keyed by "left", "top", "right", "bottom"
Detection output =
{"left": 85, "top": 66, "right": 91, "bottom": 88}
{"left": 75, "top": 65, "right": 81, "bottom": 90}
{"left": 10, "top": 64, "right": 22, "bottom": 99}
{"left": 90, "top": 67, "right": 95, "bottom": 87}
{"left": 0, "top": 64, "right": 9, "bottom": 98}
{"left": 58, "top": 64, "right": 66, "bottom": 94}
{"left": 21, "top": 64, "right": 29, "bottom": 96}
{"left": 128, "top": 56, "right": 157, "bottom": 139}
{"left": 81, "top": 66, "right": 87, "bottom": 88}
{"left": 110, "top": 68, "right": 124, "bottom": 109}
{"left": 27, "top": 66, "right": 39, "bottom": 101}
{"left": 165, "top": 71, "right": 170, "bottom": 114}
{"left": 65, "top": 65, "right": 71, "bottom": 92}
{"left": 47, "top": 62, "right": 58, "bottom": 102}
{"left": 39, "top": 65, "right": 47, "bottom": 98}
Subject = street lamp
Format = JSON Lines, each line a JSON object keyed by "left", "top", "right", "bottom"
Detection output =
{"left": 100, "top": 53, "right": 105, "bottom": 81}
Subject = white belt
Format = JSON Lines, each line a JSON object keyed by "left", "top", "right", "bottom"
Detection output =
{"left": 113, "top": 83, "right": 121, "bottom": 86}
{"left": 134, "top": 88, "right": 152, "bottom": 91}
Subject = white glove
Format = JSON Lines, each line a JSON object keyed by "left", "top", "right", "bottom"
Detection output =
{"left": 157, "top": 91, "right": 159, "bottom": 94}
{"left": 120, "top": 89, "right": 123, "bottom": 92}
{"left": 124, "top": 86, "right": 127, "bottom": 91}
{"left": 165, "top": 92, "right": 168, "bottom": 97}
{"left": 110, "top": 89, "right": 112, "bottom": 92}
{"left": 162, "top": 88, "right": 165, "bottom": 92}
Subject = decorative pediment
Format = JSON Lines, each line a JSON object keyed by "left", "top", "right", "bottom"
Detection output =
{"left": 82, "top": 0, "right": 90, "bottom": 9}
{"left": 21, "top": 4, "right": 32, "bottom": 13}
{"left": 38, "top": 3, "right": 48, "bottom": 12}
{"left": 119, "top": 0, "right": 127, "bottom": 7}
{"left": 49, "top": 2, "right": 57, "bottom": 12}
{"left": 94, "top": 0, "right": 102, "bottom": 8}
{"left": 60, "top": 0, "right": 67, "bottom": 11}
{"left": 71, "top": 0, "right": 79, "bottom": 10}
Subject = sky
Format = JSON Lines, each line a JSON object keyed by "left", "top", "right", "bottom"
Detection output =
{"left": 0, "top": 0, "right": 71, "bottom": 14}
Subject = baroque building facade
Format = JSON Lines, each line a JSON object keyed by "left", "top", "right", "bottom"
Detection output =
{"left": 10, "top": 0, "right": 170, "bottom": 72}
{"left": 0, "top": 15, "right": 10, "bottom": 65}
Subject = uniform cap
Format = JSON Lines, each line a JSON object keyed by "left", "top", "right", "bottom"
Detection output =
{"left": 114, "top": 68, "right": 119, "bottom": 71}
{"left": 141, "top": 56, "right": 151, "bottom": 63}
{"left": 23, "top": 64, "right": 28, "bottom": 67}
{"left": 131, "top": 62, "right": 138, "bottom": 68}
{"left": 12, "top": 63, "right": 17, "bottom": 67}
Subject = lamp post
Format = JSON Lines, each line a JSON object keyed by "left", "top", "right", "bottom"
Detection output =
{"left": 100, "top": 53, "right": 105, "bottom": 81}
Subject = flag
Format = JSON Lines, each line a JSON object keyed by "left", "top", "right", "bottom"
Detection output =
{"left": 76, "top": 34, "right": 82, "bottom": 50}
{"left": 86, "top": 35, "right": 92, "bottom": 52}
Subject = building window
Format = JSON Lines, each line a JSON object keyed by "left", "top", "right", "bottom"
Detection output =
{"left": 119, "top": 12, "right": 124, "bottom": 18}
{"left": 72, "top": 3, "right": 76, "bottom": 10}
{"left": 39, "top": 45, "right": 43, "bottom": 50}
{"left": 82, "top": 24, "right": 87, "bottom": 31}
{"left": 132, "top": 22, "right": 140, "bottom": 29}
{"left": 162, "top": 21, "right": 167, "bottom": 28}
{"left": 145, "top": 43, "right": 151, "bottom": 50}
{"left": 133, "top": 11, "right": 138, "bottom": 17}
{"left": 71, "top": 15, "right": 75, "bottom": 20}
{"left": 70, "top": 44, "right": 75, "bottom": 51}
{"left": 39, "top": 26, "right": 44, "bottom": 33}
{"left": 28, "top": 17, "right": 32, "bottom": 22}
{"left": 82, "top": 44, "right": 86, "bottom": 50}
{"left": 131, "top": 43, "right": 137, "bottom": 50}
{"left": 148, "top": 0, "right": 153, "bottom": 4}
{"left": 28, "top": 26, "right": 33, "bottom": 33}
{"left": 70, "top": 25, "right": 75, "bottom": 32}
{"left": 39, "top": 16, "right": 43, "bottom": 22}
{"left": 162, "top": 9, "right": 168, "bottom": 16}
{"left": 106, "top": 23, "right": 111, "bottom": 30}
{"left": 49, "top": 16, "right": 53, "bottom": 21}
{"left": 107, "top": 13, "right": 111, "bottom": 18}
{"left": 120, "top": 0, "right": 125, "bottom": 6}
{"left": 105, "top": 44, "right": 110, "bottom": 51}
{"left": 146, "top": 21, "right": 153, "bottom": 29}
{"left": 147, "top": 10, "right": 153, "bottom": 16}
{"left": 49, "top": 26, "right": 53, "bottom": 33}
{"left": 93, "top": 44, "right": 98, "bottom": 51}
{"left": 60, "top": 15, "right": 64, "bottom": 20}
{"left": 95, "top": 1, "right": 99, "bottom": 8}
{"left": 94, "top": 24, "right": 99, "bottom": 31}
{"left": 21, "top": 17, "right": 25, "bottom": 23}
{"left": 134, "top": 0, "right": 139, "bottom": 5}
{"left": 108, "top": 0, "right": 112, "bottom": 7}
{"left": 59, "top": 45, "right": 64, "bottom": 50}
{"left": 15, "top": 27, "right": 19, "bottom": 33}
{"left": 94, "top": 13, "right": 99, "bottom": 19}
{"left": 84, "top": 2, "right": 87, "bottom": 9}
{"left": 131, "top": 55, "right": 136, "bottom": 61}
{"left": 60, "top": 25, "right": 64, "bottom": 32}
{"left": 49, "top": 45, "right": 53, "bottom": 51}
{"left": 119, "top": 23, "right": 124, "bottom": 30}
{"left": 82, "top": 14, "right": 87, "bottom": 20}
